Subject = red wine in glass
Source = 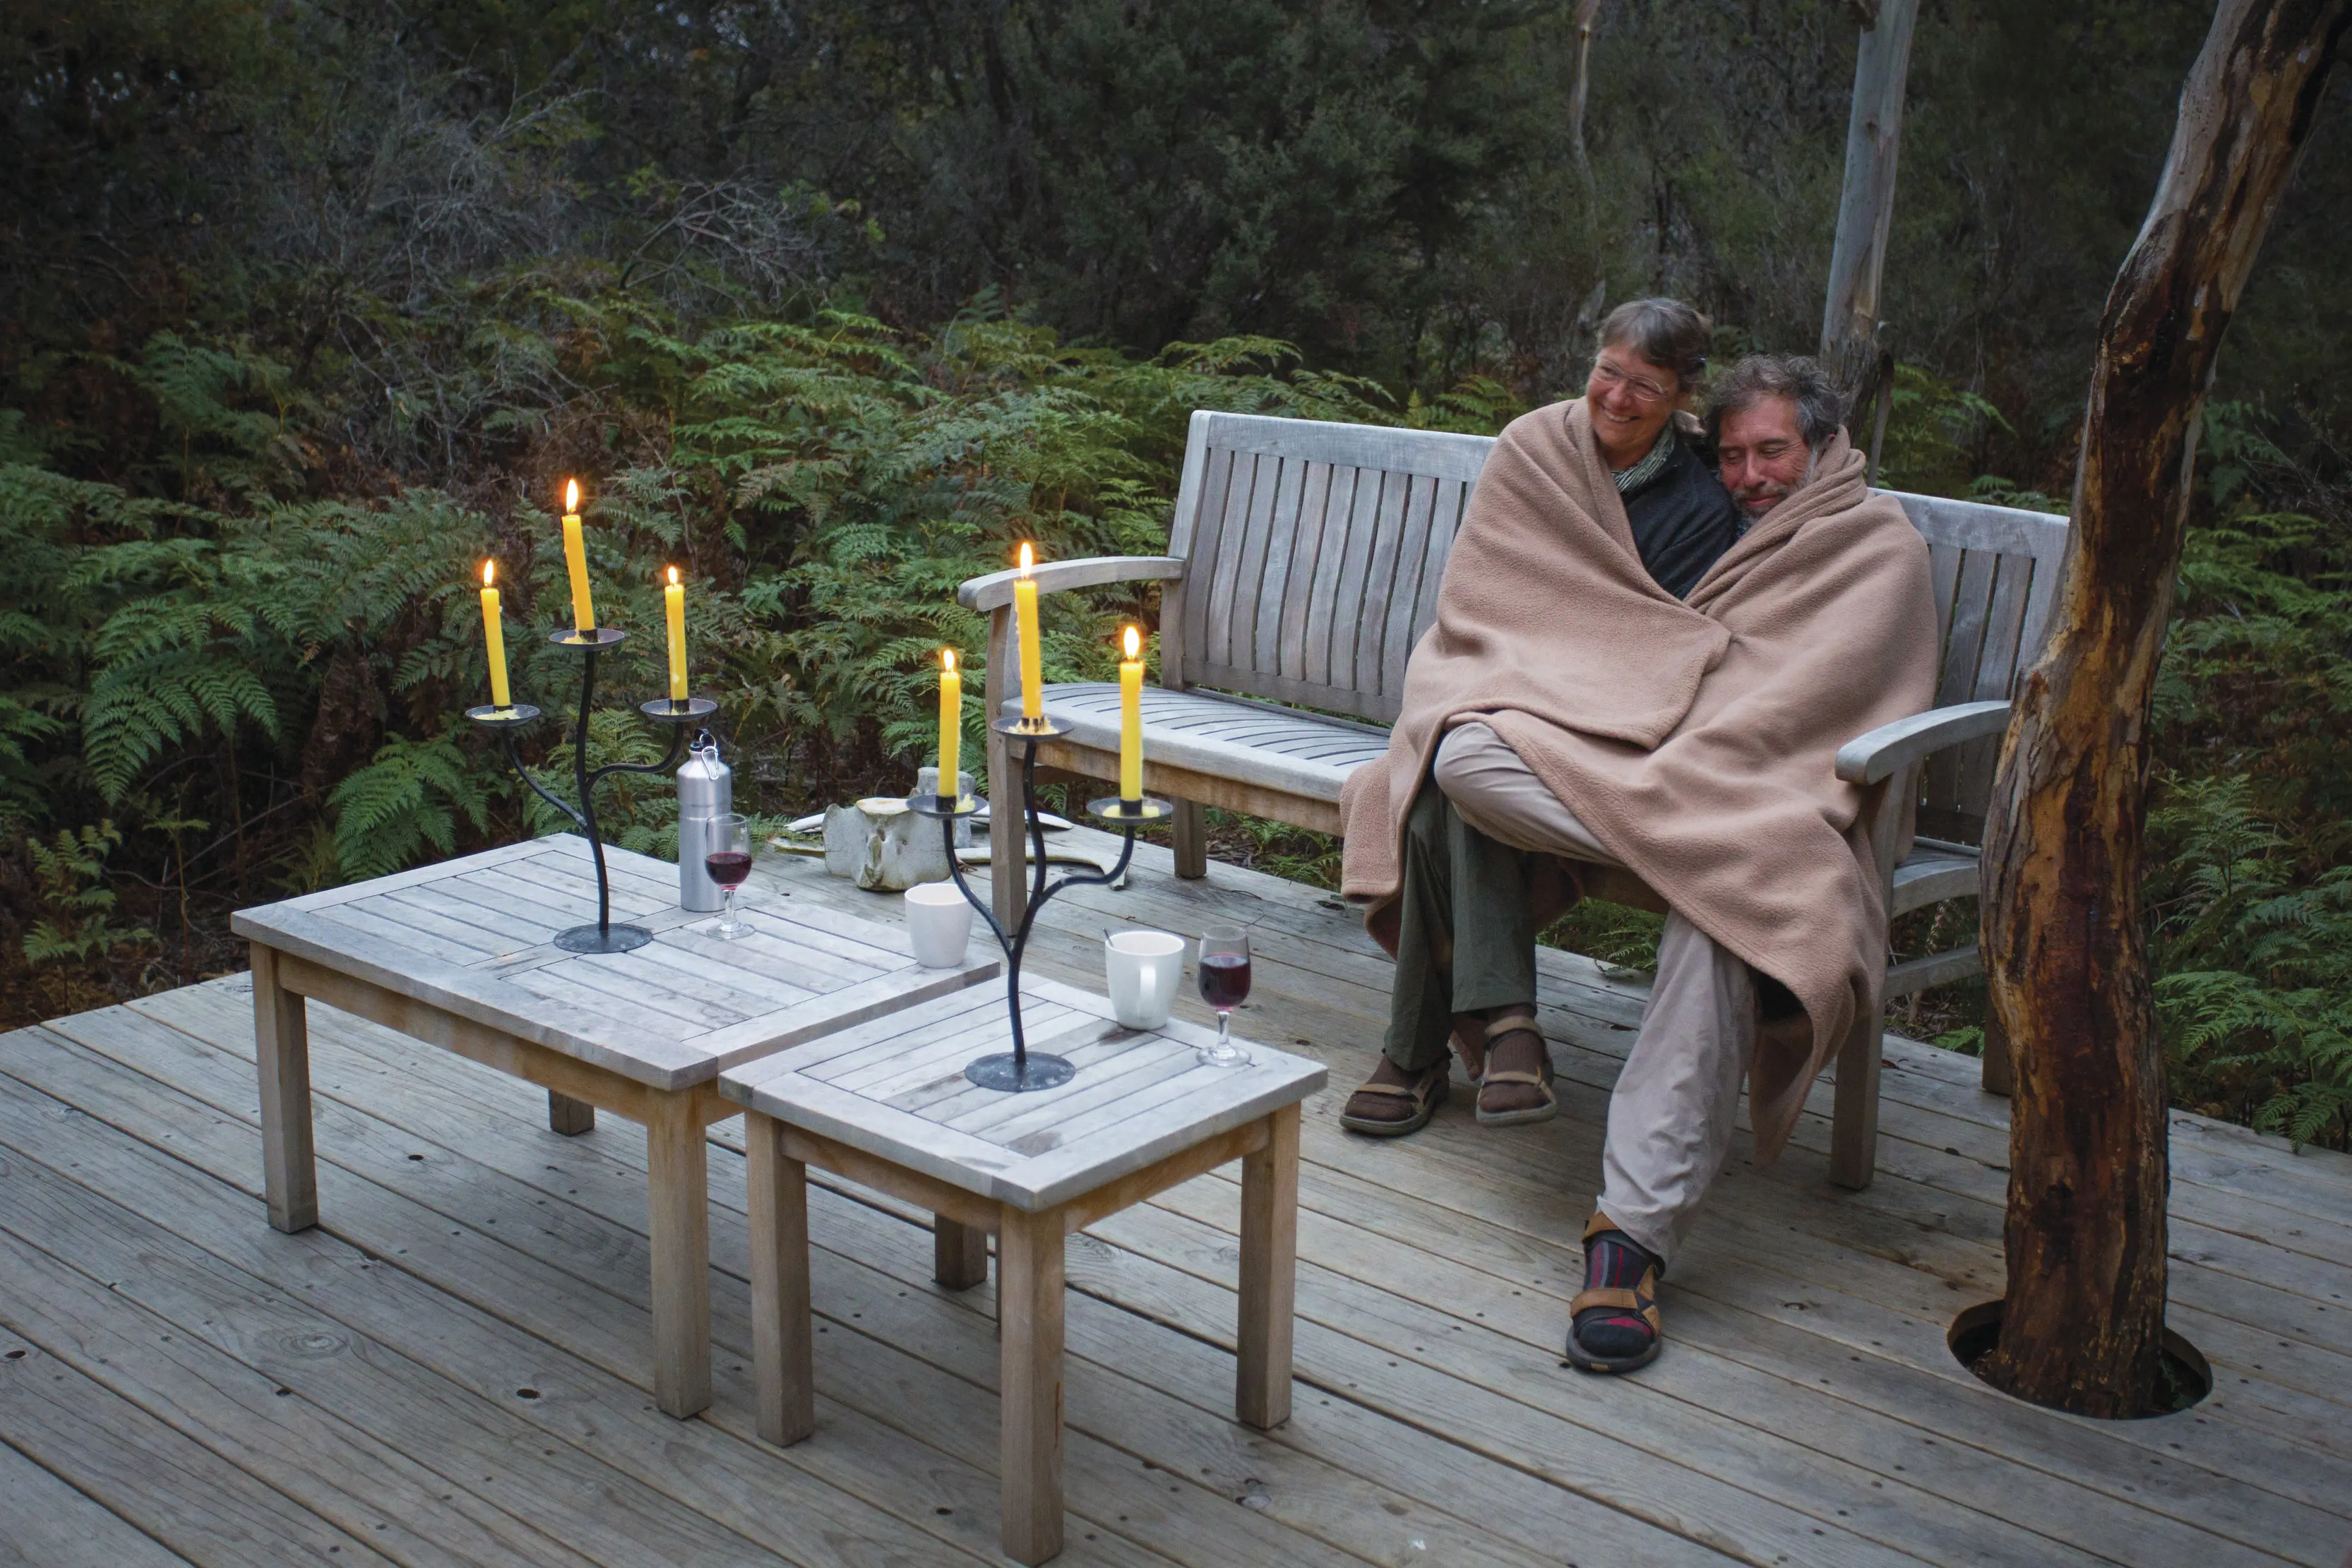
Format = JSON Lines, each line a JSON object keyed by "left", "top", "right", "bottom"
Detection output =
{"left": 1195, "top": 926, "right": 1250, "bottom": 1066}
{"left": 707, "top": 813, "right": 753, "bottom": 939}
{"left": 1198, "top": 952, "right": 1251, "bottom": 1010}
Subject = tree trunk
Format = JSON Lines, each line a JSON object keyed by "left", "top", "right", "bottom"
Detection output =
{"left": 1978, "top": 0, "right": 2346, "bottom": 1419}
{"left": 1819, "top": 0, "right": 1918, "bottom": 421}
{"left": 1566, "top": 0, "right": 1604, "bottom": 227}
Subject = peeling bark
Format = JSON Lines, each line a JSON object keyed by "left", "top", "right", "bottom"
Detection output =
{"left": 1978, "top": 0, "right": 2347, "bottom": 1418}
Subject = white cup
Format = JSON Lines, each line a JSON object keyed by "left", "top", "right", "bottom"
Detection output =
{"left": 904, "top": 882, "right": 976, "bottom": 968}
{"left": 1104, "top": 929, "right": 1186, "bottom": 1030}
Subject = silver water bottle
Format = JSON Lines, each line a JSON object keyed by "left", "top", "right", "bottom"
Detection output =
{"left": 675, "top": 731, "right": 733, "bottom": 912}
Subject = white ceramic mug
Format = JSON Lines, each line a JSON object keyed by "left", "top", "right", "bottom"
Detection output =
{"left": 904, "top": 882, "right": 976, "bottom": 968}
{"left": 1104, "top": 929, "right": 1186, "bottom": 1030}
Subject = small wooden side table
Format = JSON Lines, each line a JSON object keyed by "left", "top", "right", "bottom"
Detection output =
{"left": 230, "top": 833, "right": 996, "bottom": 1418}
{"left": 718, "top": 976, "right": 1326, "bottom": 1565}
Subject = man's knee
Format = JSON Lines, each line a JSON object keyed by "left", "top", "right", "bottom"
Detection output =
{"left": 1430, "top": 722, "right": 1500, "bottom": 805}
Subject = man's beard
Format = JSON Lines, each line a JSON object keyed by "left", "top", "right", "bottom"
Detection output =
{"left": 1733, "top": 451, "right": 1819, "bottom": 517}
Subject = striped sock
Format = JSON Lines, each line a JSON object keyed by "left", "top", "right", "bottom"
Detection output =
{"left": 1573, "top": 1228, "right": 1660, "bottom": 1360}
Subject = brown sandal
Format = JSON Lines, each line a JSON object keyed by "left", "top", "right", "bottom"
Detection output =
{"left": 1565, "top": 1213, "right": 1663, "bottom": 1373}
{"left": 1475, "top": 1014, "right": 1557, "bottom": 1127}
{"left": 1339, "top": 1056, "right": 1451, "bottom": 1137}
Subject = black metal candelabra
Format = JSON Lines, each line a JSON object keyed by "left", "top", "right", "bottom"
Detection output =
{"left": 468, "top": 626, "right": 717, "bottom": 953}
{"left": 909, "top": 714, "right": 1169, "bottom": 1092}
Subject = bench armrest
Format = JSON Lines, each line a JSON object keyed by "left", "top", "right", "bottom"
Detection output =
{"left": 956, "top": 555, "right": 1184, "bottom": 612}
{"left": 1835, "top": 700, "right": 2011, "bottom": 785}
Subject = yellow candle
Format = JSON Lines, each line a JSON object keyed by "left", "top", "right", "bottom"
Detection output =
{"left": 1014, "top": 541, "right": 1044, "bottom": 719}
{"left": 479, "top": 561, "right": 511, "bottom": 707}
{"left": 938, "top": 649, "right": 961, "bottom": 798}
{"left": 664, "top": 565, "right": 688, "bottom": 701}
{"left": 560, "top": 478, "right": 595, "bottom": 633}
{"left": 1118, "top": 625, "right": 1143, "bottom": 801}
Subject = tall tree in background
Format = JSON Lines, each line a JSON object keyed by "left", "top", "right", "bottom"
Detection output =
{"left": 1979, "top": 0, "right": 2348, "bottom": 1417}
{"left": 1818, "top": 0, "right": 1920, "bottom": 427}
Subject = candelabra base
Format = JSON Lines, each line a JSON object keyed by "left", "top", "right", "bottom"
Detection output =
{"left": 963, "top": 1051, "right": 1077, "bottom": 1093}
{"left": 555, "top": 923, "right": 655, "bottom": 954}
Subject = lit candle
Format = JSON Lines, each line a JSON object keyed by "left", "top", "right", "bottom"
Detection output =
{"left": 479, "top": 561, "right": 511, "bottom": 707}
{"left": 938, "top": 649, "right": 961, "bottom": 801}
{"left": 559, "top": 478, "right": 595, "bottom": 633}
{"left": 1013, "top": 541, "right": 1044, "bottom": 719}
{"left": 1118, "top": 625, "right": 1143, "bottom": 801}
{"left": 664, "top": 565, "right": 687, "bottom": 702}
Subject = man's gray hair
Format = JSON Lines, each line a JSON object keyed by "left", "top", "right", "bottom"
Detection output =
{"left": 1707, "top": 354, "right": 1844, "bottom": 450}
{"left": 1596, "top": 298, "right": 1711, "bottom": 390}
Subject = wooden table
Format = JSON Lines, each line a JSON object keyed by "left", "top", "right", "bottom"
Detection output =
{"left": 230, "top": 833, "right": 997, "bottom": 1418}
{"left": 717, "top": 976, "right": 1326, "bottom": 1564}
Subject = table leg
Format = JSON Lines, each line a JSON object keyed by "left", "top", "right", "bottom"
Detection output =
{"left": 645, "top": 1096, "right": 713, "bottom": 1418}
{"left": 1236, "top": 1103, "right": 1299, "bottom": 1430}
{"left": 935, "top": 1216, "right": 989, "bottom": 1290}
{"left": 746, "top": 1113, "right": 814, "bottom": 1445}
{"left": 250, "top": 944, "right": 317, "bottom": 1234}
{"left": 997, "top": 1204, "right": 1065, "bottom": 1565}
{"left": 547, "top": 1091, "right": 596, "bottom": 1136}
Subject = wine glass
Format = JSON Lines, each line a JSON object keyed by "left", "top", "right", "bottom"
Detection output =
{"left": 704, "top": 813, "right": 753, "bottom": 940}
{"left": 1195, "top": 925, "right": 1251, "bottom": 1067}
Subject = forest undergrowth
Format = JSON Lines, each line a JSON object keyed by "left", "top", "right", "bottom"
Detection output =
{"left": 3, "top": 298, "right": 2346, "bottom": 1151}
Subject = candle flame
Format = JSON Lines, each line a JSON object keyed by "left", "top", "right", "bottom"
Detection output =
{"left": 482, "top": 560, "right": 495, "bottom": 587}
{"left": 1017, "top": 540, "right": 1033, "bottom": 574}
{"left": 1123, "top": 624, "right": 1140, "bottom": 659}
{"left": 942, "top": 647, "right": 956, "bottom": 674}
{"left": 563, "top": 478, "right": 580, "bottom": 513}
{"left": 667, "top": 565, "right": 679, "bottom": 586}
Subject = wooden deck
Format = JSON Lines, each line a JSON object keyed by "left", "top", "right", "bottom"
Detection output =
{"left": 2, "top": 827, "right": 2348, "bottom": 1567}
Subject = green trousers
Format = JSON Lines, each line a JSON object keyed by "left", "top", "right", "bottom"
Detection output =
{"left": 1384, "top": 777, "right": 1542, "bottom": 1071}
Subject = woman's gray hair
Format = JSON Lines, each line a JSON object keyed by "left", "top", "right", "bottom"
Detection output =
{"left": 1595, "top": 298, "right": 1711, "bottom": 390}
{"left": 1706, "top": 354, "right": 1845, "bottom": 449}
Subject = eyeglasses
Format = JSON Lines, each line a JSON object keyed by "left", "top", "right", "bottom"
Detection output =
{"left": 1590, "top": 358, "right": 1677, "bottom": 406}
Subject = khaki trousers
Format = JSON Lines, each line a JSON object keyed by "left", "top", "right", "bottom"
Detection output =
{"left": 1425, "top": 722, "right": 1757, "bottom": 1266}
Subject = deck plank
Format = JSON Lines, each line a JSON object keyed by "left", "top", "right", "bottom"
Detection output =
{"left": 0, "top": 1432, "right": 192, "bottom": 1568}
{"left": 0, "top": 1224, "right": 591, "bottom": 1568}
{"left": 1135, "top": 1168, "right": 2339, "bottom": 1565}
{"left": 0, "top": 1325, "right": 395, "bottom": 1566}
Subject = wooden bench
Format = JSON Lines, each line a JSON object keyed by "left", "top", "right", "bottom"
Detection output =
{"left": 960, "top": 410, "right": 2066, "bottom": 1190}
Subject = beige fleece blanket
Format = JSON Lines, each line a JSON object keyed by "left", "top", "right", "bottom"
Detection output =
{"left": 1337, "top": 397, "right": 1939, "bottom": 1163}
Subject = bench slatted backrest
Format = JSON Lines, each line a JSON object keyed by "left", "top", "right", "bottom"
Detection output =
{"left": 1163, "top": 411, "right": 2070, "bottom": 843}
{"left": 1891, "top": 492, "right": 2070, "bottom": 842}
{"left": 1164, "top": 412, "right": 1495, "bottom": 724}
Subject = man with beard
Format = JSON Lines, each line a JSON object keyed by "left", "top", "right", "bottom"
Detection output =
{"left": 1710, "top": 354, "right": 1841, "bottom": 528}
{"left": 1335, "top": 342, "right": 1937, "bottom": 1375}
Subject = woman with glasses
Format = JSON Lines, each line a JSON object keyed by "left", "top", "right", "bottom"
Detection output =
{"left": 1581, "top": 298, "right": 1744, "bottom": 596}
